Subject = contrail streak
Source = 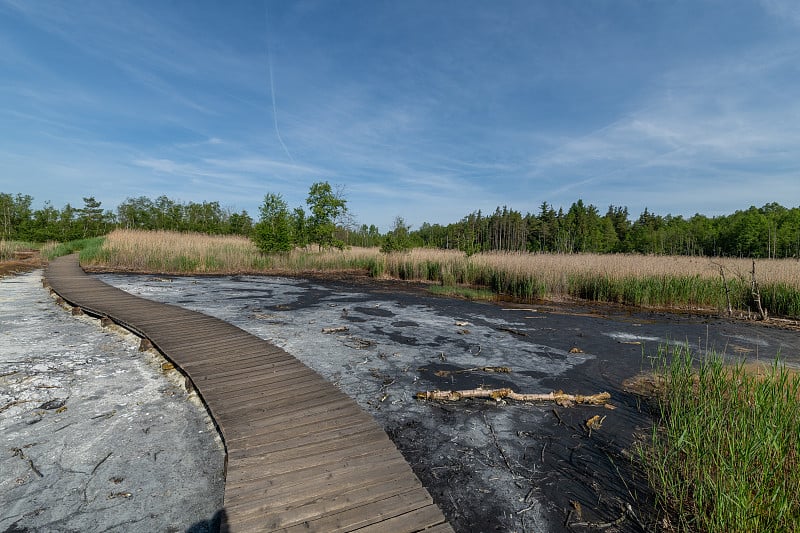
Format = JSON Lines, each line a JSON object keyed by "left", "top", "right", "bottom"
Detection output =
{"left": 265, "top": 5, "right": 294, "bottom": 162}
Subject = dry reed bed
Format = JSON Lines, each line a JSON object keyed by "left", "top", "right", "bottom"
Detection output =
{"left": 87, "top": 230, "right": 800, "bottom": 317}
{"left": 89, "top": 229, "right": 383, "bottom": 274}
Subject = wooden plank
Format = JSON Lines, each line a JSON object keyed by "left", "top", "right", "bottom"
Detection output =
{"left": 212, "top": 387, "right": 351, "bottom": 420}
{"left": 192, "top": 360, "right": 307, "bottom": 385}
{"left": 206, "top": 374, "right": 328, "bottom": 408}
{"left": 416, "top": 524, "right": 456, "bottom": 533}
{"left": 351, "top": 504, "right": 452, "bottom": 533}
{"left": 224, "top": 452, "right": 413, "bottom": 510}
{"left": 234, "top": 482, "right": 425, "bottom": 530}
{"left": 277, "top": 489, "right": 438, "bottom": 533}
{"left": 210, "top": 397, "right": 358, "bottom": 442}
{"left": 227, "top": 429, "right": 389, "bottom": 476}
{"left": 225, "top": 414, "right": 377, "bottom": 453}
{"left": 180, "top": 356, "right": 291, "bottom": 376}
{"left": 225, "top": 411, "right": 376, "bottom": 454}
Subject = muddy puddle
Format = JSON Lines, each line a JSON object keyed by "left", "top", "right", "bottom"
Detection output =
{"left": 96, "top": 273, "right": 800, "bottom": 532}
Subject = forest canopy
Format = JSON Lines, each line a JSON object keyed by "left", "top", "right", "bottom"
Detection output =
{"left": 2, "top": 191, "right": 799, "bottom": 259}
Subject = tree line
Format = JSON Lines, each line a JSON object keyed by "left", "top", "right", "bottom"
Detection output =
{"left": 0, "top": 193, "right": 253, "bottom": 242}
{"left": 3, "top": 189, "right": 800, "bottom": 259}
{"left": 410, "top": 201, "right": 800, "bottom": 259}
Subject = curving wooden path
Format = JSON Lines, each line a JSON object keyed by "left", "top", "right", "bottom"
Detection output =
{"left": 44, "top": 255, "right": 452, "bottom": 533}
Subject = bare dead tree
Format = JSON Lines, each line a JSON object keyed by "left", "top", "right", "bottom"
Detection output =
{"left": 751, "top": 259, "right": 768, "bottom": 320}
{"left": 711, "top": 261, "right": 733, "bottom": 317}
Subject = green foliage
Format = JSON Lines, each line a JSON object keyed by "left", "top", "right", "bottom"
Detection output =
{"left": 116, "top": 195, "right": 252, "bottom": 235}
{"left": 351, "top": 223, "right": 382, "bottom": 247}
{"left": 0, "top": 193, "right": 33, "bottom": 241}
{"left": 410, "top": 200, "right": 800, "bottom": 258}
{"left": 306, "top": 181, "right": 348, "bottom": 250}
{"left": 366, "top": 256, "right": 385, "bottom": 277}
{"left": 253, "top": 193, "right": 293, "bottom": 253}
{"left": 380, "top": 216, "right": 413, "bottom": 253}
{"left": 643, "top": 345, "right": 800, "bottom": 531}
{"left": 567, "top": 273, "right": 727, "bottom": 308}
{"left": 291, "top": 207, "right": 308, "bottom": 247}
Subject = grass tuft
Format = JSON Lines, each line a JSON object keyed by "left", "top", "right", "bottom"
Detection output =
{"left": 640, "top": 345, "right": 800, "bottom": 531}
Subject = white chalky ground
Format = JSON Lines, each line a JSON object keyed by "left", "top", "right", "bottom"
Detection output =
{"left": 0, "top": 270, "right": 225, "bottom": 532}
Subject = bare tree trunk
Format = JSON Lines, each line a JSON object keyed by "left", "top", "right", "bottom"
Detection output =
{"left": 751, "top": 260, "right": 768, "bottom": 320}
{"left": 714, "top": 262, "right": 733, "bottom": 317}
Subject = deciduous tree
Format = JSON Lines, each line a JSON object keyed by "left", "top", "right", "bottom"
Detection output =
{"left": 306, "top": 181, "right": 348, "bottom": 250}
{"left": 253, "top": 193, "right": 293, "bottom": 253}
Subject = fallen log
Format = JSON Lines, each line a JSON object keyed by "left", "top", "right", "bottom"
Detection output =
{"left": 416, "top": 387, "right": 611, "bottom": 406}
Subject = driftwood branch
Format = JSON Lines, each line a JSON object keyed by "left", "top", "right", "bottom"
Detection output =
{"left": 322, "top": 326, "right": 349, "bottom": 334}
{"left": 416, "top": 387, "right": 611, "bottom": 406}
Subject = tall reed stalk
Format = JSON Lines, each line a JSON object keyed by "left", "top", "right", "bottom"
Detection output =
{"left": 642, "top": 345, "right": 800, "bottom": 531}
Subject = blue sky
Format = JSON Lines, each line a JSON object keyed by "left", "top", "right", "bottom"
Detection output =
{"left": 2, "top": 0, "right": 800, "bottom": 231}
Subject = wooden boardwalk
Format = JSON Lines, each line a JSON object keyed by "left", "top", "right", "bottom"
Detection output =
{"left": 44, "top": 255, "right": 452, "bottom": 533}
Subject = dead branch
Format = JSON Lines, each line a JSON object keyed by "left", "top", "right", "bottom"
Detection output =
{"left": 498, "top": 327, "right": 528, "bottom": 337}
{"left": 482, "top": 411, "right": 516, "bottom": 476}
{"left": 416, "top": 387, "right": 611, "bottom": 406}
{"left": 322, "top": 326, "right": 349, "bottom": 334}
{"left": 430, "top": 366, "right": 511, "bottom": 377}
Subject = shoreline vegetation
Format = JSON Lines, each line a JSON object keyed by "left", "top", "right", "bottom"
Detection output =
{"left": 68, "top": 229, "right": 800, "bottom": 320}
{"left": 636, "top": 346, "right": 800, "bottom": 531}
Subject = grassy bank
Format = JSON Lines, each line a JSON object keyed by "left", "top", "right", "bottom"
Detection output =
{"left": 84, "top": 229, "right": 800, "bottom": 317}
{"left": 641, "top": 346, "right": 800, "bottom": 531}
{"left": 40, "top": 237, "right": 105, "bottom": 261}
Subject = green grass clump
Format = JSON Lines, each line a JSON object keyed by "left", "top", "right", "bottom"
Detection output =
{"left": 41, "top": 237, "right": 106, "bottom": 261}
{"left": 643, "top": 344, "right": 800, "bottom": 531}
